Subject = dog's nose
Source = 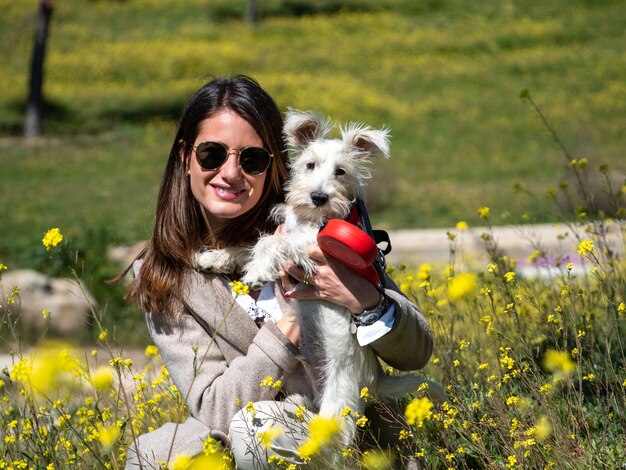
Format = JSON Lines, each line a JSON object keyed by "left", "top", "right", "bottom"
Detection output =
{"left": 310, "top": 192, "right": 329, "bottom": 207}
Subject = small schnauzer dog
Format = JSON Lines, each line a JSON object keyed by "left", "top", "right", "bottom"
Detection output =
{"left": 196, "top": 109, "right": 437, "bottom": 449}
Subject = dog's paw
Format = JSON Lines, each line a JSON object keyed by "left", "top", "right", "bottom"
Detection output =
{"left": 240, "top": 270, "right": 275, "bottom": 290}
{"left": 195, "top": 248, "right": 245, "bottom": 273}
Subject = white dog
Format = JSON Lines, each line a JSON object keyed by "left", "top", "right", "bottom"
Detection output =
{"left": 197, "top": 110, "right": 439, "bottom": 450}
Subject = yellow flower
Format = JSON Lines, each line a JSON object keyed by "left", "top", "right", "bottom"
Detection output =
{"left": 356, "top": 416, "right": 368, "bottom": 428}
{"left": 543, "top": 349, "right": 575, "bottom": 375}
{"left": 91, "top": 365, "right": 115, "bottom": 392}
{"left": 506, "top": 396, "right": 520, "bottom": 406}
{"left": 538, "top": 383, "right": 552, "bottom": 394}
{"left": 98, "top": 330, "right": 108, "bottom": 341}
{"left": 360, "top": 387, "right": 370, "bottom": 399}
{"left": 14, "top": 342, "right": 83, "bottom": 396}
{"left": 418, "top": 264, "right": 431, "bottom": 280}
{"left": 202, "top": 436, "right": 222, "bottom": 455}
{"left": 506, "top": 455, "right": 517, "bottom": 468}
{"left": 298, "top": 416, "right": 341, "bottom": 461}
{"left": 258, "top": 426, "right": 284, "bottom": 449}
{"left": 0, "top": 263, "right": 7, "bottom": 271}
{"left": 534, "top": 416, "right": 552, "bottom": 441}
{"left": 259, "top": 376, "right": 275, "bottom": 387}
{"left": 229, "top": 281, "right": 250, "bottom": 296}
{"left": 362, "top": 450, "right": 393, "bottom": 469}
{"left": 145, "top": 345, "right": 159, "bottom": 357}
{"left": 504, "top": 271, "right": 516, "bottom": 283}
{"left": 477, "top": 206, "right": 490, "bottom": 219}
{"left": 295, "top": 405, "right": 307, "bottom": 420}
{"left": 170, "top": 454, "right": 193, "bottom": 470}
{"left": 404, "top": 397, "right": 433, "bottom": 427}
{"left": 42, "top": 228, "right": 63, "bottom": 250}
{"left": 447, "top": 273, "right": 477, "bottom": 301}
{"left": 98, "top": 423, "right": 121, "bottom": 449}
{"left": 577, "top": 239, "right": 594, "bottom": 256}
{"left": 456, "top": 220, "right": 468, "bottom": 231}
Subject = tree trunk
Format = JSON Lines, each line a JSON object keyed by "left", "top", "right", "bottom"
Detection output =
{"left": 245, "top": 0, "right": 257, "bottom": 25}
{"left": 25, "top": 0, "right": 53, "bottom": 139}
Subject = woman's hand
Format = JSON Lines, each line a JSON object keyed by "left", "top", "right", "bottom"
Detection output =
{"left": 279, "top": 244, "right": 381, "bottom": 315}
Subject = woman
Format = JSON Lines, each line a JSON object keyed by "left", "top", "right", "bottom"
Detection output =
{"left": 122, "top": 75, "right": 433, "bottom": 469}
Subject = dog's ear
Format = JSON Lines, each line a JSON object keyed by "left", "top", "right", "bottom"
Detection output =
{"left": 283, "top": 108, "right": 331, "bottom": 150}
{"left": 341, "top": 123, "right": 391, "bottom": 160}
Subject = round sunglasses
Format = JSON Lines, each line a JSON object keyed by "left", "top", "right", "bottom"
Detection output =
{"left": 191, "top": 141, "right": 273, "bottom": 176}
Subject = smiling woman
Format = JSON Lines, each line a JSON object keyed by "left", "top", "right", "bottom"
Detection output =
{"left": 186, "top": 111, "right": 269, "bottom": 230}
{"left": 115, "top": 75, "right": 433, "bottom": 469}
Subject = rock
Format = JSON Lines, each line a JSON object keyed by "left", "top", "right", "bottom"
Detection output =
{"left": 108, "top": 241, "right": 145, "bottom": 267}
{"left": 1, "top": 269, "right": 97, "bottom": 335}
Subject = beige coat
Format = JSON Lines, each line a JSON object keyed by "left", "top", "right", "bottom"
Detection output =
{"left": 143, "top": 263, "right": 433, "bottom": 456}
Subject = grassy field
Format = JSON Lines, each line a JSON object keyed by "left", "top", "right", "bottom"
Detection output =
{"left": 0, "top": 2, "right": 624, "bottom": 467}
{"left": 0, "top": 0, "right": 625, "bottom": 337}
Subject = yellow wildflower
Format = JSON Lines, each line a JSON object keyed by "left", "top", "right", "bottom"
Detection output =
{"left": 170, "top": 454, "right": 193, "bottom": 470}
{"left": 145, "top": 345, "right": 159, "bottom": 357}
{"left": 295, "top": 405, "right": 307, "bottom": 420}
{"left": 42, "top": 228, "right": 63, "bottom": 250}
{"left": 298, "top": 416, "right": 341, "bottom": 461}
{"left": 534, "top": 416, "right": 552, "bottom": 441}
{"left": 98, "top": 423, "right": 121, "bottom": 449}
{"left": 91, "top": 366, "right": 115, "bottom": 392}
{"left": 477, "top": 206, "right": 490, "bottom": 219}
{"left": 577, "top": 239, "right": 594, "bottom": 256}
{"left": 543, "top": 349, "right": 575, "bottom": 375}
{"left": 230, "top": 281, "right": 250, "bottom": 296}
{"left": 356, "top": 416, "right": 368, "bottom": 428}
{"left": 258, "top": 426, "right": 284, "bottom": 449}
{"left": 362, "top": 450, "right": 393, "bottom": 469}
{"left": 506, "top": 396, "right": 520, "bottom": 406}
{"left": 404, "top": 397, "right": 433, "bottom": 427}
{"left": 447, "top": 273, "right": 477, "bottom": 301}
{"left": 360, "top": 387, "right": 369, "bottom": 399}
{"left": 456, "top": 221, "right": 468, "bottom": 231}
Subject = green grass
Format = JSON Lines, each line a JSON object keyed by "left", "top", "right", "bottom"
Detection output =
{"left": 1, "top": 0, "right": 625, "bottom": 342}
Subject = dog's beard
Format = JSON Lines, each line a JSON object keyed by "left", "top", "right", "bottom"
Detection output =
{"left": 286, "top": 192, "right": 353, "bottom": 224}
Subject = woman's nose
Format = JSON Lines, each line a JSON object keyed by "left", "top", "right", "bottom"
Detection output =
{"left": 220, "top": 151, "right": 242, "bottom": 180}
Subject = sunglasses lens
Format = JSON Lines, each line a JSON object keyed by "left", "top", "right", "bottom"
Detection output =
{"left": 195, "top": 142, "right": 227, "bottom": 170}
{"left": 239, "top": 148, "right": 272, "bottom": 175}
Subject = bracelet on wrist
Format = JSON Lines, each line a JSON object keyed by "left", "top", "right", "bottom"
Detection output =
{"left": 352, "top": 292, "right": 390, "bottom": 327}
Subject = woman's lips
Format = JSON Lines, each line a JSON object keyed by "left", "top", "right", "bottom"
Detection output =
{"left": 211, "top": 184, "right": 246, "bottom": 200}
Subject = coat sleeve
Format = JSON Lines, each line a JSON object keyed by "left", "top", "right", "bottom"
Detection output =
{"left": 368, "top": 274, "right": 434, "bottom": 371}
{"left": 146, "top": 285, "right": 301, "bottom": 437}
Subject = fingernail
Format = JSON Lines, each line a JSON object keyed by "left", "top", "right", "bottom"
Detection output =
{"left": 284, "top": 291, "right": 292, "bottom": 299}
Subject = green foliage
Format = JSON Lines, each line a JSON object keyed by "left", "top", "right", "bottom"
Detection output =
{"left": 1, "top": 0, "right": 625, "bottom": 346}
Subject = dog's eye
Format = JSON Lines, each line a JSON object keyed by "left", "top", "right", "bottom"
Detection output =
{"left": 334, "top": 168, "right": 346, "bottom": 176}
{"left": 306, "top": 162, "right": 315, "bottom": 170}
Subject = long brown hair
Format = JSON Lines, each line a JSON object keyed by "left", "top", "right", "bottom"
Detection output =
{"left": 120, "top": 76, "right": 289, "bottom": 319}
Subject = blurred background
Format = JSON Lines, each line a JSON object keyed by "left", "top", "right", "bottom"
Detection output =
{"left": 1, "top": 0, "right": 624, "bottom": 345}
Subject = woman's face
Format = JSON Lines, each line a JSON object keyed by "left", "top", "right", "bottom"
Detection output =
{"left": 187, "top": 110, "right": 267, "bottom": 230}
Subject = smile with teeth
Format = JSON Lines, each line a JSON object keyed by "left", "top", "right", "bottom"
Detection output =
{"left": 212, "top": 184, "right": 246, "bottom": 198}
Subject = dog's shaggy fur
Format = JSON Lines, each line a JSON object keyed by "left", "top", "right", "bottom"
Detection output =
{"left": 196, "top": 110, "right": 437, "bottom": 449}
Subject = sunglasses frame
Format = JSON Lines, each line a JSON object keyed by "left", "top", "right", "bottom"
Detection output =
{"left": 191, "top": 141, "right": 273, "bottom": 176}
